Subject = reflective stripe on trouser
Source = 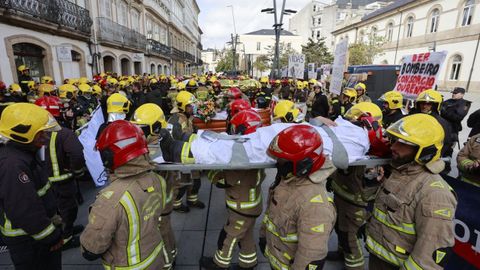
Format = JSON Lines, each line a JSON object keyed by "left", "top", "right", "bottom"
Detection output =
{"left": 48, "top": 132, "right": 73, "bottom": 182}
{"left": 365, "top": 235, "right": 404, "bottom": 267}
{"left": 103, "top": 241, "right": 165, "bottom": 270}
{"left": 214, "top": 209, "right": 257, "bottom": 268}
{"left": 334, "top": 195, "right": 366, "bottom": 270}
{"left": 159, "top": 214, "right": 176, "bottom": 269}
{"left": 461, "top": 176, "right": 480, "bottom": 187}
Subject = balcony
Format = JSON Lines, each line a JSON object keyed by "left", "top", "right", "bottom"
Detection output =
{"left": 0, "top": 0, "right": 92, "bottom": 38}
{"left": 147, "top": 39, "right": 170, "bottom": 58}
{"left": 97, "top": 17, "right": 146, "bottom": 52}
{"left": 171, "top": 47, "right": 183, "bottom": 61}
{"left": 184, "top": 51, "right": 195, "bottom": 62}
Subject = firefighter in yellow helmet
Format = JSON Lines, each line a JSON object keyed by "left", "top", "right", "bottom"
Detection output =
{"left": 273, "top": 100, "right": 302, "bottom": 123}
{"left": 168, "top": 91, "right": 205, "bottom": 212}
{"left": 7, "top": 83, "right": 27, "bottom": 103}
{"left": 38, "top": 83, "right": 57, "bottom": 97}
{"left": 0, "top": 103, "right": 64, "bottom": 269}
{"left": 293, "top": 81, "right": 309, "bottom": 116}
{"left": 77, "top": 83, "right": 98, "bottom": 117}
{"left": 186, "top": 78, "right": 198, "bottom": 93}
{"left": 366, "top": 114, "right": 457, "bottom": 270}
{"left": 41, "top": 76, "right": 54, "bottom": 85}
{"left": 331, "top": 88, "right": 357, "bottom": 119}
{"left": 354, "top": 83, "right": 371, "bottom": 102}
{"left": 379, "top": 91, "right": 405, "bottom": 128}
{"left": 17, "top": 65, "right": 33, "bottom": 94}
{"left": 131, "top": 103, "right": 177, "bottom": 267}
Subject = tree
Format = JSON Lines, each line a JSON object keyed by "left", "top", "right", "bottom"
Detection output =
{"left": 265, "top": 42, "right": 298, "bottom": 69}
{"left": 253, "top": 55, "right": 270, "bottom": 73}
{"left": 348, "top": 34, "right": 386, "bottom": 65}
{"left": 302, "top": 38, "right": 334, "bottom": 65}
{"left": 216, "top": 50, "right": 237, "bottom": 72}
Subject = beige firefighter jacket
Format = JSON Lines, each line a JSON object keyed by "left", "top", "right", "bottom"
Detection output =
{"left": 80, "top": 155, "right": 168, "bottom": 270}
{"left": 366, "top": 160, "right": 457, "bottom": 270}
{"left": 208, "top": 169, "right": 265, "bottom": 216}
{"left": 331, "top": 165, "right": 379, "bottom": 206}
{"left": 457, "top": 134, "right": 480, "bottom": 186}
{"left": 260, "top": 160, "right": 337, "bottom": 270}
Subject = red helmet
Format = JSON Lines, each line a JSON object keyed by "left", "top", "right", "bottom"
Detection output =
{"left": 96, "top": 120, "right": 148, "bottom": 170}
{"left": 269, "top": 79, "right": 276, "bottom": 85}
{"left": 229, "top": 99, "right": 251, "bottom": 117}
{"left": 281, "top": 79, "right": 289, "bottom": 86}
{"left": 230, "top": 109, "right": 262, "bottom": 135}
{"left": 268, "top": 125, "right": 326, "bottom": 176}
{"left": 34, "top": 96, "right": 63, "bottom": 117}
{"left": 227, "top": 87, "right": 242, "bottom": 100}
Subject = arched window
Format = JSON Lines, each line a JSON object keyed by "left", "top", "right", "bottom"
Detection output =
{"left": 131, "top": 9, "right": 140, "bottom": 32}
{"left": 430, "top": 9, "right": 440, "bottom": 33}
{"left": 150, "top": 64, "right": 155, "bottom": 75}
{"left": 450, "top": 55, "right": 462, "bottom": 80}
{"left": 13, "top": 43, "right": 45, "bottom": 81}
{"left": 406, "top": 16, "right": 414, "bottom": 37}
{"left": 386, "top": 22, "right": 394, "bottom": 41}
{"left": 462, "top": 0, "right": 475, "bottom": 26}
{"left": 117, "top": 0, "right": 128, "bottom": 26}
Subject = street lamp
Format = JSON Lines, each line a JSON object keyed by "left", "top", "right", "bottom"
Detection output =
{"left": 227, "top": 5, "right": 239, "bottom": 75}
{"left": 261, "top": 0, "right": 296, "bottom": 79}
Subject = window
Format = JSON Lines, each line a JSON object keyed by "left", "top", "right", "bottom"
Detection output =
{"left": 317, "top": 17, "right": 322, "bottom": 25}
{"left": 386, "top": 22, "right": 394, "bottom": 41}
{"left": 406, "top": 16, "right": 414, "bottom": 37}
{"left": 153, "top": 24, "right": 160, "bottom": 41}
{"left": 450, "top": 55, "right": 462, "bottom": 80}
{"left": 313, "top": 5, "right": 316, "bottom": 12}
{"left": 100, "top": 0, "right": 111, "bottom": 18}
{"left": 118, "top": 1, "right": 128, "bottom": 26}
{"left": 311, "top": 31, "right": 315, "bottom": 38}
{"left": 131, "top": 9, "right": 140, "bottom": 32}
{"left": 430, "top": 9, "right": 439, "bottom": 33}
{"left": 13, "top": 43, "right": 45, "bottom": 81}
{"left": 371, "top": 26, "right": 378, "bottom": 37}
{"left": 462, "top": 0, "right": 474, "bottom": 26}
{"left": 316, "top": 31, "right": 321, "bottom": 39}
{"left": 256, "top": 42, "right": 261, "bottom": 51}
{"left": 146, "top": 18, "right": 153, "bottom": 39}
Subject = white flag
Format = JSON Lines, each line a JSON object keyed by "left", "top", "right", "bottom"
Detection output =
{"left": 78, "top": 106, "right": 108, "bottom": 187}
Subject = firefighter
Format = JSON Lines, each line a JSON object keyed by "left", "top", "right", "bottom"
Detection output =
{"left": 310, "top": 83, "right": 330, "bottom": 118}
{"left": 58, "top": 84, "right": 79, "bottom": 130}
{"left": 257, "top": 77, "right": 272, "bottom": 107}
{"left": 0, "top": 103, "right": 64, "bottom": 269}
{"left": 35, "top": 96, "right": 86, "bottom": 250}
{"left": 457, "top": 133, "right": 480, "bottom": 187}
{"left": 259, "top": 125, "right": 337, "bottom": 270}
{"left": 328, "top": 102, "right": 388, "bottom": 270}
{"left": 0, "top": 82, "right": 17, "bottom": 114}
{"left": 80, "top": 120, "right": 168, "bottom": 269}
{"left": 293, "top": 81, "right": 308, "bottom": 116}
{"left": 17, "top": 65, "right": 33, "bottom": 94}
{"left": 380, "top": 90, "right": 405, "bottom": 129}
{"left": 331, "top": 88, "right": 357, "bottom": 119}
{"left": 366, "top": 114, "right": 457, "bottom": 270}
{"left": 201, "top": 109, "right": 266, "bottom": 270}
{"left": 96, "top": 93, "right": 132, "bottom": 138}
{"left": 273, "top": 100, "right": 302, "bottom": 123}
{"left": 168, "top": 91, "right": 205, "bottom": 212}
{"left": 131, "top": 103, "right": 177, "bottom": 268}
{"left": 354, "top": 83, "right": 371, "bottom": 103}
{"left": 8, "top": 83, "right": 27, "bottom": 103}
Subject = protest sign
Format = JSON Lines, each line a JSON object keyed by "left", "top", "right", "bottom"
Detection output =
{"left": 288, "top": 54, "right": 305, "bottom": 79}
{"left": 330, "top": 39, "right": 348, "bottom": 95}
{"left": 394, "top": 51, "right": 447, "bottom": 99}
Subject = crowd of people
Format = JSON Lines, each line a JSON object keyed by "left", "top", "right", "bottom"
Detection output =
{"left": 0, "top": 64, "right": 479, "bottom": 270}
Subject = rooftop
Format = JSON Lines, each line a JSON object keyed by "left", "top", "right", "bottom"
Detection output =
{"left": 362, "top": 0, "right": 416, "bottom": 21}
{"left": 243, "top": 29, "right": 296, "bottom": 36}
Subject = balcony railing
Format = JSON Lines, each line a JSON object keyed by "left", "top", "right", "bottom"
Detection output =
{"left": 184, "top": 51, "right": 195, "bottom": 62}
{"left": 171, "top": 47, "right": 183, "bottom": 60}
{"left": 0, "top": 0, "right": 92, "bottom": 34}
{"left": 147, "top": 39, "right": 170, "bottom": 57}
{"left": 97, "top": 17, "right": 146, "bottom": 52}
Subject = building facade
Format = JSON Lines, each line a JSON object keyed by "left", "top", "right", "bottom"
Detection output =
{"left": 0, "top": 0, "right": 203, "bottom": 86}
{"left": 288, "top": 0, "right": 391, "bottom": 51}
{"left": 201, "top": 48, "right": 221, "bottom": 73}
{"left": 332, "top": 0, "right": 480, "bottom": 92}
{"left": 238, "top": 29, "right": 303, "bottom": 77}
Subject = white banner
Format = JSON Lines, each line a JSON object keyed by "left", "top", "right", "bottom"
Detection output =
{"left": 78, "top": 107, "right": 108, "bottom": 187}
{"left": 394, "top": 51, "right": 447, "bottom": 99}
{"left": 288, "top": 54, "right": 305, "bottom": 79}
{"left": 56, "top": 45, "right": 72, "bottom": 62}
{"left": 330, "top": 40, "right": 348, "bottom": 95}
{"left": 308, "top": 63, "right": 316, "bottom": 79}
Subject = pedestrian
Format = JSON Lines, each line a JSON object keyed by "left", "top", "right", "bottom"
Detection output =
{"left": 80, "top": 120, "right": 169, "bottom": 269}
{"left": 366, "top": 114, "right": 457, "bottom": 270}
{"left": 260, "top": 125, "right": 337, "bottom": 270}
{"left": 441, "top": 87, "right": 471, "bottom": 148}
{"left": 200, "top": 110, "right": 265, "bottom": 270}
{"left": 457, "top": 133, "right": 480, "bottom": 187}
{"left": 0, "top": 103, "right": 64, "bottom": 269}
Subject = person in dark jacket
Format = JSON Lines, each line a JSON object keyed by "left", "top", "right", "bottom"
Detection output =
{"left": 310, "top": 84, "right": 330, "bottom": 118}
{"left": 380, "top": 90, "right": 405, "bottom": 129}
{"left": 17, "top": 65, "right": 33, "bottom": 94}
{"left": 145, "top": 82, "right": 165, "bottom": 112}
{"left": 441, "top": 87, "right": 471, "bottom": 143}
{"left": 467, "top": 108, "right": 480, "bottom": 137}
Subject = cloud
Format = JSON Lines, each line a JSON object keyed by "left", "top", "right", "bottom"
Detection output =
{"left": 198, "top": 0, "right": 311, "bottom": 49}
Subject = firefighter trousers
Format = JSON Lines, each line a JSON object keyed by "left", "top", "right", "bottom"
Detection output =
{"left": 334, "top": 195, "right": 367, "bottom": 270}
{"left": 368, "top": 254, "right": 399, "bottom": 270}
{"left": 160, "top": 214, "right": 176, "bottom": 269}
{"left": 52, "top": 179, "right": 79, "bottom": 241}
{"left": 214, "top": 209, "right": 258, "bottom": 268}
{"left": 6, "top": 237, "right": 61, "bottom": 270}
{"left": 174, "top": 172, "right": 201, "bottom": 206}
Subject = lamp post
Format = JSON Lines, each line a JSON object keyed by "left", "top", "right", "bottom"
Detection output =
{"left": 227, "top": 5, "right": 239, "bottom": 75}
{"left": 261, "top": 0, "right": 296, "bottom": 79}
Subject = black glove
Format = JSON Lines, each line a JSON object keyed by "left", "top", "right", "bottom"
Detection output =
{"left": 159, "top": 128, "right": 174, "bottom": 161}
{"left": 259, "top": 237, "right": 266, "bottom": 256}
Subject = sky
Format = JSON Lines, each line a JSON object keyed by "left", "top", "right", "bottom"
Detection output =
{"left": 197, "top": 0, "right": 313, "bottom": 49}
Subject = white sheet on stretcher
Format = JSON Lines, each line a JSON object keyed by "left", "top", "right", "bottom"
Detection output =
{"left": 190, "top": 117, "right": 370, "bottom": 165}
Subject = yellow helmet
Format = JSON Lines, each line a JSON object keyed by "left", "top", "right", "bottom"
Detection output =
{"left": 275, "top": 79, "right": 281, "bottom": 85}
{"left": 260, "top": 77, "right": 269, "bottom": 84}
{"left": 296, "top": 81, "right": 305, "bottom": 90}
{"left": 273, "top": 100, "right": 300, "bottom": 122}
{"left": 107, "top": 93, "right": 131, "bottom": 114}
{"left": 78, "top": 77, "right": 90, "bottom": 84}
{"left": 187, "top": 79, "right": 197, "bottom": 87}
{"left": 0, "top": 103, "right": 60, "bottom": 144}
{"left": 69, "top": 78, "right": 79, "bottom": 85}
{"left": 344, "top": 102, "right": 383, "bottom": 125}
{"left": 175, "top": 91, "right": 196, "bottom": 111}
{"left": 41, "top": 76, "right": 54, "bottom": 84}
{"left": 8, "top": 83, "right": 22, "bottom": 94}
{"left": 150, "top": 78, "right": 158, "bottom": 84}
{"left": 342, "top": 88, "right": 357, "bottom": 103}
{"left": 107, "top": 78, "right": 118, "bottom": 85}
{"left": 17, "top": 65, "right": 29, "bottom": 72}
{"left": 416, "top": 89, "right": 442, "bottom": 112}
{"left": 58, "top": 84, "right": 77, "bottom": 99}
{"left": 380, "top": 91, "right": 403, "bottom": 110}
{"left": 209, "top": 76, "right": 217, "bottom": 83}
{"left": 309, "top": 79, "right": 318, "bottom": 85}
{"left": 27, "top": 81, "right": 36, "bottom": 91}
{"left": 177, "top": 82, "right": 186, "bottom": 90}
{"left": 38, "top": 84, "right": 56, "bottom": 97}
{"left": 355, "top": 83, "right": 366, "bottom": 92}
{"left": 78, "top": 83, "right": 92, "bottom": 94}
{"left": 131, "top": 103, "right": 168, "bottom": 135}
{"left": 387, "top": 114, "right": 444, "bottom": 165}
{"left": 118, "top": 80, "right": 129, "bottom": 89}
{"left": 303, "top": 81, "right": 309, "bottom": 89}
{"left": 92, "top": 85, "right": 102, "bottom": 96}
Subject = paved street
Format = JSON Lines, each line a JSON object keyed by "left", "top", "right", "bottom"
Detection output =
{"left": 0, "top": 90, "right": 478, "bottom": 269}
